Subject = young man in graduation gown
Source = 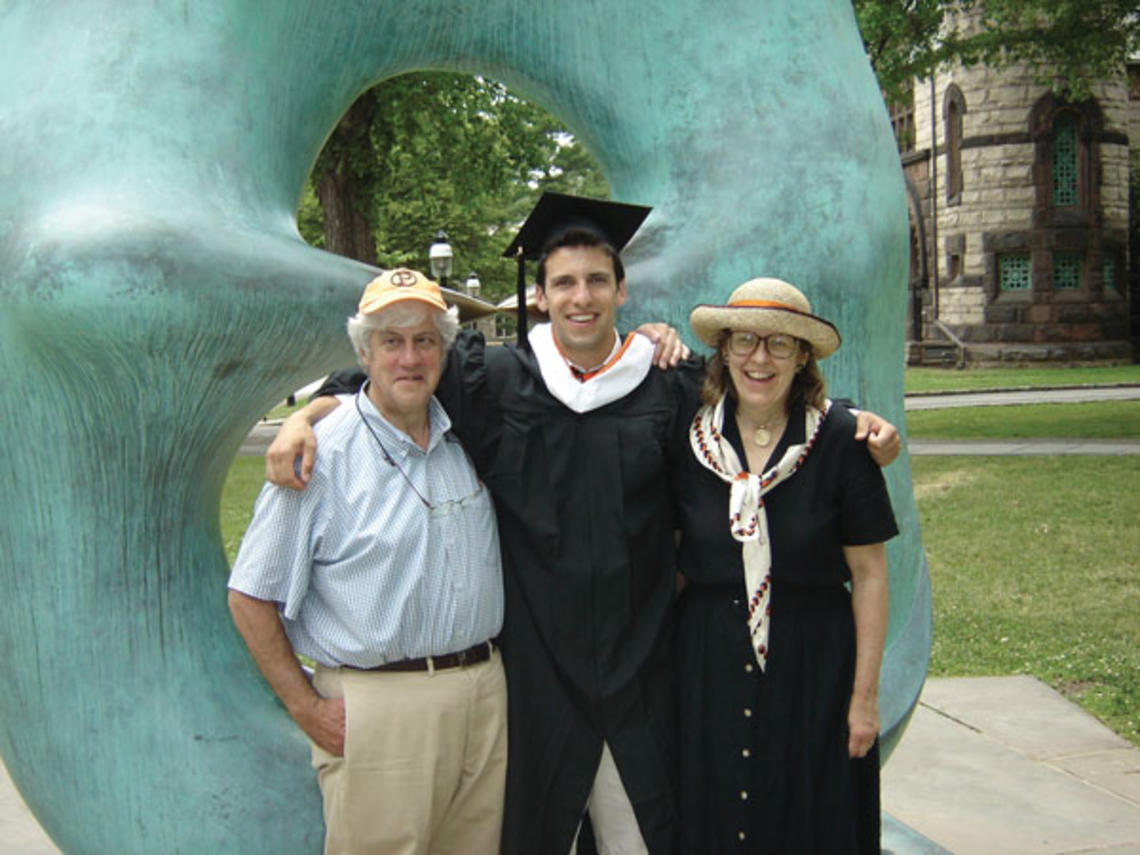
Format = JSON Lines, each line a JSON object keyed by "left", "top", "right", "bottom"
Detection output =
{"left": 266, "top": 193, "right": 900, "bottom": 855}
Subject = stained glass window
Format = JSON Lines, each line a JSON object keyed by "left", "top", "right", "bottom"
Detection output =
{"left": 1053, "top": 252, "right": 1082, "bottom": 290}
{"left": 999, "top": 254, "right": 1032, "bottom": 291}
{"left": 1052, "top": 114, "right": 1078, "bottom": 207}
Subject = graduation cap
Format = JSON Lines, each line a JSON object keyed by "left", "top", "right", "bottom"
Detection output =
{"left": 503, "top": 192, "right": 652, "bottom": 348}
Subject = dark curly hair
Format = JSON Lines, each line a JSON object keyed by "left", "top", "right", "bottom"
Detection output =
{"left": 700, "top": 329, "right": 827, "bottom": 412}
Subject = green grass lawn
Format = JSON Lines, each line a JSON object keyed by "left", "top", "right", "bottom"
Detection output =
{"left": 905, "top": 364, "right": 1140, "bottom": 394}
{"left": 221, "top": 457, "right": 266, "bottom": 563}
{"left": 906, "top": 400, "right": 1140, "bottom": 439}
{"left": 912, "top": 456, "right": 1140, "bottom": 746}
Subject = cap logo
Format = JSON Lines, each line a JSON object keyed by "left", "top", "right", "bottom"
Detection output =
{"left": 390, "top": 270, "right": 418, "bottom": 287}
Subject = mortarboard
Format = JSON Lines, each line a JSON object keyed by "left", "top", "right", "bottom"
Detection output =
{"left": 503, "top": 192, "right": 652, "bottom": 347}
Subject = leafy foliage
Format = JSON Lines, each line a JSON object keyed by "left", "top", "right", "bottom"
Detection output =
{"left": 301, "top": 72, "right": 609, "bottom": 303}
{"left": 853, "top": 0, "right": 1140, "bottom": 100}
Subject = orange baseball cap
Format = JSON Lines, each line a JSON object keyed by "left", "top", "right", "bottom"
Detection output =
{"left": 357, "top": 268, "right": 448, "bottom": 315}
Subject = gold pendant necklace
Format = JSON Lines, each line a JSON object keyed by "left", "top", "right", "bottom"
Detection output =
{"left": 753, "top": 426, "right": 771, "bottom": 447}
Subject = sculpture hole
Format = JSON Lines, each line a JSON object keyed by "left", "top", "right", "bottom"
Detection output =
{"left": 296, "top": 71, "right": 609, "bottom": 306}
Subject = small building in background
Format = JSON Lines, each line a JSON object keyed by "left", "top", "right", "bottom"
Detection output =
{"left": 895, "top": 13, "right": 1136, "bottom": 365}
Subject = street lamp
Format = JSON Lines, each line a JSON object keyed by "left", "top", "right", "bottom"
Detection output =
{"left": 428, "top": 229, "right": 453, "bottom": 290}
{"left": 464, "top": 271, "right": 481, "bottom": 298}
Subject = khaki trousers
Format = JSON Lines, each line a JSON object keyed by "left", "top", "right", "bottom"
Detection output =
{"left": 311, "top": 651, "right": 507, "bottom": 855}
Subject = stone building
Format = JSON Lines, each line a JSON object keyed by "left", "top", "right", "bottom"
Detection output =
{"left": 895, "top": 35, "right": 1136, "bottom": 364}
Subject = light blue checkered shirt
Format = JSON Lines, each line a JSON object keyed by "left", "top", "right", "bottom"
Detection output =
{"left": 228, "top": 390, "right": 504, "bottom": 668}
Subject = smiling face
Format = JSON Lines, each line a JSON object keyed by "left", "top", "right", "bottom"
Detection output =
{"left": 360, "top": 307, "right": 444, "bottom": 429}
{"left": 535, "top": 244, "right": 626, "bottom": 367}
{"left": 725, "top": 328, "right": 806, "bottom": 420}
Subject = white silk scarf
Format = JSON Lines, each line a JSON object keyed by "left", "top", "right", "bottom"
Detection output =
{"left": 689, "top": 394, "right": 830, "bottom": 670}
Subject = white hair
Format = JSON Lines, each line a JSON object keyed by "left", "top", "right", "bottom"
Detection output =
{"left": 346, "top": 301, "right": 460, "bottom": 363}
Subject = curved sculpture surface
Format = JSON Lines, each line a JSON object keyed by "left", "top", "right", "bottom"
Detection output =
{"left": 0, "top": 1, "right": 925, "bottom": 851}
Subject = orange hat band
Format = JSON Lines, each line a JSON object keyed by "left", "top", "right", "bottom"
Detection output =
{"left": 728, "top": 299, "right": 809, "bottom": 314}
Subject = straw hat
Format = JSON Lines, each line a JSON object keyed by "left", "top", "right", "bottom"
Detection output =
{"left": 689, "top": 277, "right": 841, "bottom": 359}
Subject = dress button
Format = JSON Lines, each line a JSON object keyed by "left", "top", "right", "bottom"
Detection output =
{"left": 741, "top": 748, "right": 751, "bottom": 758}
{"left": 744, "top": 662, "right": 754, "bottom": 673}
{"left": 738, "top": 831, "right": 747, "bottom": 841}
{"left": 743, "top": 708, "right": 753, "bottom": 718}
{"left": 740, "top": 790, "right": 749, "bottom": 800}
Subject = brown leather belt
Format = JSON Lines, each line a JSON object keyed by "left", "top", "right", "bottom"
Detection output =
{"left": 357, "top": 641, "right": 494, "bottom": 673}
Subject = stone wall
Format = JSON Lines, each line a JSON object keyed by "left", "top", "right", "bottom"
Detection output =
{"left": 906, "top": 41, "right": 1133, "bottom": 362}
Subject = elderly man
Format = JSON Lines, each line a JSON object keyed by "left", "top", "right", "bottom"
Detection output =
{"left": 227, "top": 269, "right": 506, "bottom": 855}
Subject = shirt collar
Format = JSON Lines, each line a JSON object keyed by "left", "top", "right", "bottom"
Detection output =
{"left": 563, "top": 331, "right": 622, "bottom": 377}
{"left": 356, "top": 383, "right": 452, "bottom": 453}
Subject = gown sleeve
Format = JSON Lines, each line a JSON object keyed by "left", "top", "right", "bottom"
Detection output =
{"left": 667, "top": 357, "right": 706, "bottom": 532}
{"left": 434, "top": 328, "right": 494, "bottom": 463}
{"left": 310, "top": 368, "right": 365, "bottom": 398}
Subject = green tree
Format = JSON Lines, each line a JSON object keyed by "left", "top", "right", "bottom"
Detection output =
{"left": 854, "top": 0, "right": 1140, "bottom": 100}
{"left": 301, "top": 72, "right": 608, "bottom": 302}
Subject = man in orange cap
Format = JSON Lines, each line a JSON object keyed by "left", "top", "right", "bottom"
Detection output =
{"left": 228, "top": 269, "right": 507, "bottom": 855}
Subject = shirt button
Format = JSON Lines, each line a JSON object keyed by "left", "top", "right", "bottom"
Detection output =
{"left": 740, "top": 790, "right": 749, "bottom": 800}
{"left": 741, "top": 748, "right": 751, "bottom": 758}
{"left": 743, "top": 708, "right": 753, "bottom": 718}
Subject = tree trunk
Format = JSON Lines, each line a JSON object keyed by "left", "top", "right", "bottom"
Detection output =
{"left": 315, "top": 92, "right": 380, "bottom": 266}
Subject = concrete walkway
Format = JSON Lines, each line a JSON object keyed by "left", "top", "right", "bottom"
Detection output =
{"left": 882, "top": 677, "right": 1140, "bottom": 855}
{"left": 909, "top": 438, "right": 1140, "bottom": 455}
{"left": 904, "top": 384, "right": 1140, "bottom": 410}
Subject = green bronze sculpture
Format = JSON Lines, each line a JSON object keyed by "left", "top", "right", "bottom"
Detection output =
{"left": 0, "top": 1, "right": 925, "bottom": 851}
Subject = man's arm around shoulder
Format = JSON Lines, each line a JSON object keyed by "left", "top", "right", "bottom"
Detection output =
{"left": 265, "top": 396, "right": 342, "bottom": 489}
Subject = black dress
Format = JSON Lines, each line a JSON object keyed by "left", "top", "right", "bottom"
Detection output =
{"left": 315, "top": 331, "right": 705, "bottom": 855}
{"left": 673, "top": 399, "right": 898, "bottom": 855}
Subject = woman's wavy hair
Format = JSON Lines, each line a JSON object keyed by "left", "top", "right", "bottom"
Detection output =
{"left": 700, "top": 329, "right": 827, "bottom": 412}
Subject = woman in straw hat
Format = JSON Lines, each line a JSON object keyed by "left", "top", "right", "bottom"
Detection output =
{"left": 674, "top": 278, "right": 898, "bottom": 854}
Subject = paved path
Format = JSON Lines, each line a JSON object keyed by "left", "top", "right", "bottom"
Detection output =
{"left": 882, "top": 676, "right": 1140, "bottom": 855}
{"left": 909, "top": 438, "right": 1140, "bottom": 455}
{"left": 904, "top": 384, "right": 1140, "bottom": 410}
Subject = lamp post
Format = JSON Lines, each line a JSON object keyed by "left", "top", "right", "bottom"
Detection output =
{"left": 464, "top": 271, "right": 480, "bottom": 298}
{"left": 428, "top": 229, "right": 453, "bottom": 290}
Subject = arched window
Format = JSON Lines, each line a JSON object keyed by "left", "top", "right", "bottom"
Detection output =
{"left": 1051, "top": 112, "right": 1079, "bottom": 207}
{"left": 943, "top": 85, "right": 965, "bottom": 205}
{"left": 1029, "top": 94, "right": 1100, "bottom": 223}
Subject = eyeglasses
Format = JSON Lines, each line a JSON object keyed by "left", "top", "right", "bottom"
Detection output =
{"left": 355, "top": 389, "right": 484, "bottom": 512}
{"left": 726, "top": 330, "right": 797, "bottom": 360}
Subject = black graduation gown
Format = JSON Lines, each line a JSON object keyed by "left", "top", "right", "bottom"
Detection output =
{"left": 315, "top": 330, "right": 701, "bottom": 855}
